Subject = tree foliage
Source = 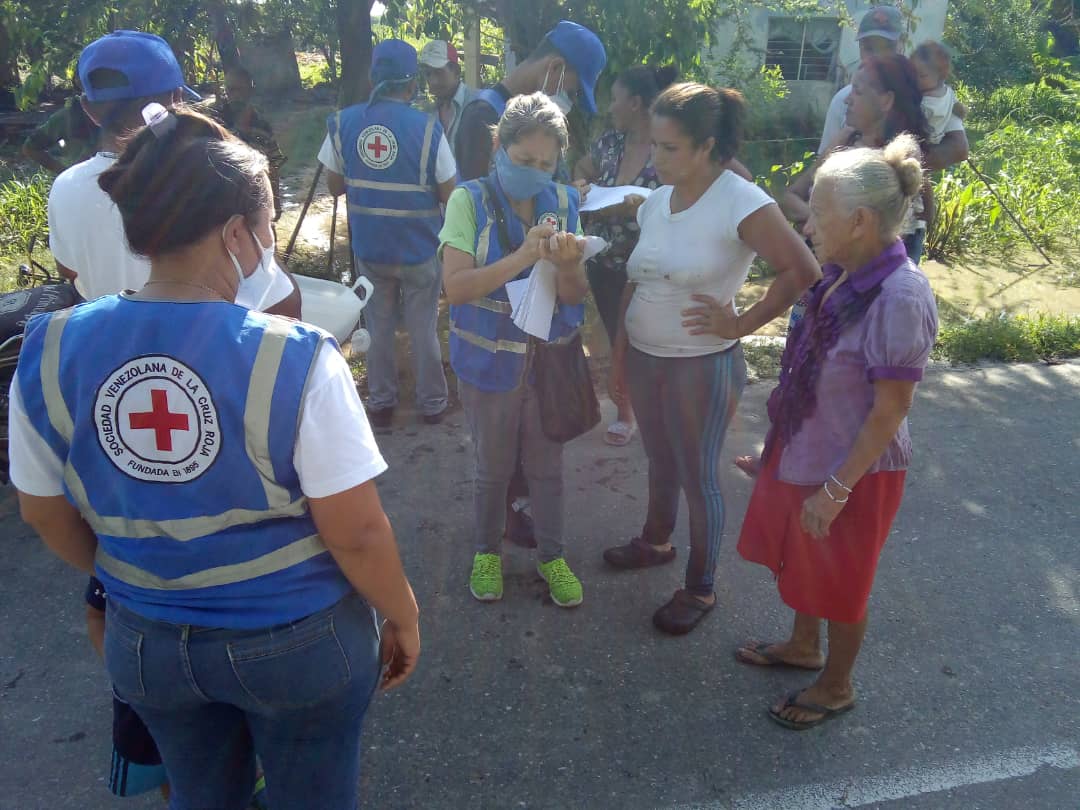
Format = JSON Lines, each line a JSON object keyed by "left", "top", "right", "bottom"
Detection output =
{"left": 382, "top": 0, "right": 729, "bottom": 80}
{"left": 945, "top": 0, "right": 1050, "bottom": 91}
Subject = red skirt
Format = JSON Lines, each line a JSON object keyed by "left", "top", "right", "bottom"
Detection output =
{"left": 737, "top": 445, "right": 906, "bottom": 623}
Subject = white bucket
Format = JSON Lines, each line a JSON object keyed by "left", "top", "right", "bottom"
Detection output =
{"left": 295, "top": 274, "right": 374, "bottom": 344}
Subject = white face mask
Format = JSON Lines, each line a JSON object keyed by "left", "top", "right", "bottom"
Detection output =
{"left": 224, "top": 219, "right": 277, "bottom": 310}
{"left": 543, "top": 64, "right": 573, "bottom": 114}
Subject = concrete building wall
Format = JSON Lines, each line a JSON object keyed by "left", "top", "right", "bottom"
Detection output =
{"left": 711, "top": 1, "right": 949, "bottom": 135}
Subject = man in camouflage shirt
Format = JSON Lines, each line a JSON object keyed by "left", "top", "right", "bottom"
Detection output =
{"left": 203, "top": 66, "right": 287, "bottom": 219}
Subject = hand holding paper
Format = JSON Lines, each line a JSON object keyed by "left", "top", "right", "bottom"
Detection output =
{"left": 540, "top": 231, "right": 586, "bottom": 267}
{"left": 507, "top": 235, "right": 607, "bottom": 339}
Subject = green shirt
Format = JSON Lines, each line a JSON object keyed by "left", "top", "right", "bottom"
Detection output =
{"left": 439, "top": 186, "right": 584, "bottom": 260}
{"left": 23, "top": 98, "right": 99, "bottom": 169}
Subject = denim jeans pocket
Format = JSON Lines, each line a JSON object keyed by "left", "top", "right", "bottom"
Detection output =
{"left": 104, "top": 614, "right": 146, "bottom": 700}
{"left": 227, "top": 601, "right": 355, "bottom": 710}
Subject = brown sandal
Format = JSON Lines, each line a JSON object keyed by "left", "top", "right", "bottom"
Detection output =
{"left": 652, "top": 589, "right": 714, "bottom": 635}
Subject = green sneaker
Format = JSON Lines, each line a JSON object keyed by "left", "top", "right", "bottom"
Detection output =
{"left": 469, "top": 553, "right": 503, "bottom": 602}
{"left": 537, "top": 558, "right": 583, "bottom": 608}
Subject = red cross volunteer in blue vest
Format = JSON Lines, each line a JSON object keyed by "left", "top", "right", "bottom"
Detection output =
{"left": 440, "top": 93, "right": 589, "bottom": 608}
{"left": 454, "top": 20, "right": 606, "bottom": 183}
{"left": 453, "top": 20, "right": 606, "bottom": 555}
{"left": 10, "top": 107, "right": 419, "bottom": 810}
{"left": 318, "top": 39, "right": 458, "bottom": 428}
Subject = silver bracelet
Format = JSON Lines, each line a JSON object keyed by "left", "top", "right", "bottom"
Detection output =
{"left": 823, "top": 480, "right": 850, "bottom": 504}
{"left": 829, "top": 474, "right": 853, "bottom": 494}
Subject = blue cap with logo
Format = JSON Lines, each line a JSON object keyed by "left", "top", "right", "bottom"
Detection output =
{"left": 545, "top": 20, "right": 606, "bottom": 115}
{"left": 79, "top": 31, "right": 200, "bottom": 102}
{"left": 371, "top": 39, "right": 419, "bottom": 84}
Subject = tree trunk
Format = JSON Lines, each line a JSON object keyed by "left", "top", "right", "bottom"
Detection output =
{"left": 321, "top": 44, "right": 339, "bottom": 82}
{"left": 0, "top": 16, "right": 18, "bottom": 110}
{"left": 205, "top": 0, "right": 242, "bottom": 73}
{"left": 337, "top": 0, "right": 375, "bottom": 107}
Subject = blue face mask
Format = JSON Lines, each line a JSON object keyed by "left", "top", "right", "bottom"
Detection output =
{"left": 494, "top": 147, "right": 552, "bottom": 201}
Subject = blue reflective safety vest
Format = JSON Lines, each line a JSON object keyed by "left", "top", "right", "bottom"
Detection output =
{"left": 449, "top": 177, "right": 584, "bottom": 393}
{"left": 16, "top": 296, "right": 352, "bottom": 629}
{"left": 327, "top": 98, "right": 444, "bottom": 265}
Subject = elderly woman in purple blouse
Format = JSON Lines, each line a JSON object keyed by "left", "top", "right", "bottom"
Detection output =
{"left": 735, "top": 133, "right": 939, "bottom": 730}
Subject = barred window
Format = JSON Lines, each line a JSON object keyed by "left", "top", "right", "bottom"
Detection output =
{"left": 765, "top": 17, "right": 841, "bottom": 81}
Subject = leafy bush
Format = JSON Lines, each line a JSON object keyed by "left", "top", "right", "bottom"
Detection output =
{"left": 934, "top": 312, "right": 1080, "bottom": 364}
{"left": 0, "top": 173, "right": 50, "bottom": 261}
{"left": 961, "top": 73, "right": 1080, "bottom": 129}
{"left": 946, "top": 0, "right": 1047, "bottom": 92}
{"left": 926, "top": 121, "right": 1080, "bottom": 261}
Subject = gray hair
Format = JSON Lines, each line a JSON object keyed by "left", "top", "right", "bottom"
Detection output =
{"left": 495, "top": 92, "right": 568, "bottom": 153}
{"left": 815, "top": 133, "right": 925, "bottom": 239}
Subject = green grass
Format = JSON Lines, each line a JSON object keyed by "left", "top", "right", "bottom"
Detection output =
{"left": 934, "top": 312, "right": 1080, "bottom": 364}
{"left": 742, "top": 340, "right": 785, "bottom": 382}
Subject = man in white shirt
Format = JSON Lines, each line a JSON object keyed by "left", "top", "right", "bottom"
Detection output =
{"left": 818, "top": 5, "right": 968, "bottom": 171}
{"left": 48, "top": 30, "right": 299, "bottom": 315}
{"left": 418, "top": 40, "right": 478, "bottom": 160}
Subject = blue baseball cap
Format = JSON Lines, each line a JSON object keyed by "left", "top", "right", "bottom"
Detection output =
{"left": 371, "top": 39, "right": 418, "bottom": 84}
{"left": 545, "top": 20, "right": 606, "bottom": 115}
{"left": 79, "top": 31, "right": 200, "bottom": 102}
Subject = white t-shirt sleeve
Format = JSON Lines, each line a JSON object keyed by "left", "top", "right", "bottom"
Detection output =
{"left": 725, "top": 177, "right": 777, "bottom": 240}
{"left": 818, "top": 86, "right": 850, "bottom": 156}
{"left": 317, "top": 133, "right": 344, "bottom": 174}
{"left": 7, "top": 379, "right": 65, "bottom": 497}
{"left": 294, "top": 342, "right": 387, "bottom": 498}
{"left": 47, "top": 172, "right": 76, "bottom": 271}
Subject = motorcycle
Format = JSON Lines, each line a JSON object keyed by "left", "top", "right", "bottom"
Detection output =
{"left": 0, "top": 265, "right": 82, "bottom": 483}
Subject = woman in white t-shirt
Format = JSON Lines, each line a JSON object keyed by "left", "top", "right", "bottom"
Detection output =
{"left": 603, "top": 83, "right": 820, "bottom": 635}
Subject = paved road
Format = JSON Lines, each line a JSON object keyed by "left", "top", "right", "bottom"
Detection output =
{"left": 2, "top": 361, "right": 1078, "bottom": 809}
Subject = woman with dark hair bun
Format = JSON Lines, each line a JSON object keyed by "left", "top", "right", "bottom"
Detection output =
{"left": 573, "top": 65, "right": 676, "bottom": 446}
{"left": 11, "top": 104, "right": 419, "bottom": 809}
{"left": 602, "top": 82, "right": 820, "bottom": 635}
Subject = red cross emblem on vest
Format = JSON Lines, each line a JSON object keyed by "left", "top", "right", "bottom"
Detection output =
{"left": 369, "top": 135, "right": 389, "bottom": 158}
{"left": 128, "top": 388, "right": 190, "bottom": 452}
{"left": 358, "top": 124, "right": 398, "bottom": 169}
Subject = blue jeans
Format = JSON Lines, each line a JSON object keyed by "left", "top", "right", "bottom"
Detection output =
{"left": 903, "top": 229, "right": 926, "bottom": 264}
{"left": 360, "top": 255, "right": 449, "bottom": 416}
{"left": 105, "top": 593, "right": 381, "bottom": 810}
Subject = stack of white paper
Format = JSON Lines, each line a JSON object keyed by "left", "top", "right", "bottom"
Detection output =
{"left": 506, "top": 235, "right": 608, "bottom": 339}
{"left": 579, "top": 185, "right": 653, "bottom": 213}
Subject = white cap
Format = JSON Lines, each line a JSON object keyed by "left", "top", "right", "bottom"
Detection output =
{"left": 418, "top": 40, "right": 459, "bottom": 69}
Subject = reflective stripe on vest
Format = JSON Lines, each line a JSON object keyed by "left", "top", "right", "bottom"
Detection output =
{"left": 39, "top": 310, "right": 309, "bottom": 542}
{"left": 96, "top": 533, "right": 327, "bottom": 591}
{"left": 347, "top": 204, "right": 442, "bottom": 219}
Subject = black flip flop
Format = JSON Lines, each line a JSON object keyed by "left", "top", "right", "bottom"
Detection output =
{"left": 735, "top": 642, "right": 824, "bottom": 671}
{"left": 767, "top": 689, "right": 856, "bottom": 731}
